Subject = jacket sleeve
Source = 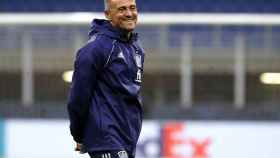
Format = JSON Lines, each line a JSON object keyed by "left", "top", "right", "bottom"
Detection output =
{"left": 67, "top": 42, "right": 104, "bottom": 143}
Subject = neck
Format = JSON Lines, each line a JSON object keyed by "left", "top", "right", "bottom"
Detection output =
{"left": 109, "top": 21, "right": 133, "bottom": 41}
{"left": 117, "top": 27, "right": 133, "bottom": 41}
{"left": 126, "top": 32, "right": 132, "bottom": 39}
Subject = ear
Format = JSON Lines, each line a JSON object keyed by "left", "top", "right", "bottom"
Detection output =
{"left": 105, "top": 10, "right": 112, "bottom": 20}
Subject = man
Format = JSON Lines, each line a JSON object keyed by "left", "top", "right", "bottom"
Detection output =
{"left": 67, "top": 0, "right": 144, "bottom": 158}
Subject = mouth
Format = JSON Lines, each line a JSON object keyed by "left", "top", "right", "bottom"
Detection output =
{"left": 124, "top": 19, "right": 135, "bottom": 22}
{"left": 120, "top": 18, "right": 137, "bottom": 30}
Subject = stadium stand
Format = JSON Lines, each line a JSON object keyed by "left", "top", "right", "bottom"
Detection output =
{"left": 0, "top": 1, "right": 280, "bottom": 120}
{"left": 0, "top": 0, "right": 280, "bottom": 13}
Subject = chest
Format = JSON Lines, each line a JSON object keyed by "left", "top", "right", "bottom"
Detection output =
{"left": 106, "top": 42, "right": 144, "bottom": 83}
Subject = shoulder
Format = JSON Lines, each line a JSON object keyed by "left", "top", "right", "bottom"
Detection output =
{"left": 77, "top": 34, "right": 115, "bottom": 62}
{"left": 86, "top": 34, "right": 115, "bottom": 53}
{"left": 80, "top": 35, "right": 109, "bottom": 54}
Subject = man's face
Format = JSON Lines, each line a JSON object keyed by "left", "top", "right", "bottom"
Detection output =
{"left": 105, "top": 0, "right": 138, "bottom": 32}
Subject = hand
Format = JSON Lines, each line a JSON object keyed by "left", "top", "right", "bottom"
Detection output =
{"left": 75, "top": 143, "right": 82, "bottom": 151}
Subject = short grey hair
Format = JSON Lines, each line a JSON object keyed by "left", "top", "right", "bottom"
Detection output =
{"left": 104, "top": 0, "right": 136, "bottom": 11}
{"left": 104, "top": 0, "right": 109, "bottom": 11}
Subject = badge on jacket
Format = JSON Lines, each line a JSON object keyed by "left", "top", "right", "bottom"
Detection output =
{"left": 135, "top": 54, "right": 142, "bottom": 68}
{"left": 117, "top": 151, "right": 128, "bottom": 158}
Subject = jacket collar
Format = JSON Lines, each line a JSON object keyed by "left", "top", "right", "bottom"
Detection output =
{"left": 89, "top": 19, "right": 138, "bottom": 43}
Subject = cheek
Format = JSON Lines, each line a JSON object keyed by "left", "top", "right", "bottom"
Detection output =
{"left": 132, "top": 12, "right": 138, "bottom": 18}
{"left": 112, "top": 16, "right": 122, "bottom": 24}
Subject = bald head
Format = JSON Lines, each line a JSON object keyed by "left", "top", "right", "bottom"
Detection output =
{"left": 104, "top": 0, "right": 138, "bottom": 32}
{"left": 104, "top": 0, "right": 136, "bottom": 11}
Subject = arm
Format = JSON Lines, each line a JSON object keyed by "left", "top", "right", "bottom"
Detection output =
{"left": 67, "top": 43, "right": 104, "bottom": 143}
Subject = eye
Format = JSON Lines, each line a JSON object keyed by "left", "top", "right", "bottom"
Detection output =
{"left": 130, "top": 5, "right": 137, "bottom": 11}
{"left": 118, "top": 7, "right": 126, "bottom": 13}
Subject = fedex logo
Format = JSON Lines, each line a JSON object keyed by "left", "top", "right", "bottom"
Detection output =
{"left": 136, "top": 122, "right": 211, "bottom": 158}
{"left": 162, "top": 123, "right": 211, "bottom": 158}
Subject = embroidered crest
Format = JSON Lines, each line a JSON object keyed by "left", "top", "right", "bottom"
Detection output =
{"left": 117, "top": 151, "right": 128, "bottom": 158}
{"left": 135, "top": 54, "right": 142, "bottom": 67}
{"left": 135, "top": 69, "right": 142, "bottom": 83}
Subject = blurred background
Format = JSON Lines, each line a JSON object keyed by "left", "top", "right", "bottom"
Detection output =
{"left": 0, "top": 0, "right": 280, "bottom": 158}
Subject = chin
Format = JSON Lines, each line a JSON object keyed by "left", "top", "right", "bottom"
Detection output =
{"left": 120, "top": 26, "right": 135, "bottom": 32}
{"left": 126, "top": 27, "right": 135, "bottom": 31}
{"left": 126, "top": 24, "right": 136, "bottom": 31}
{"left": 120, "top": 22, "right": 136, "bottom": 31}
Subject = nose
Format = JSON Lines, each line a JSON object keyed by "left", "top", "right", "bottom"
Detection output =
{"left": 124, "top": 9, "right": 133, "bottom": 17}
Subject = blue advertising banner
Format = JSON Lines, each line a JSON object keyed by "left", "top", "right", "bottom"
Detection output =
{"left": 0, "top": 120, "right": 4, "bottom": 158}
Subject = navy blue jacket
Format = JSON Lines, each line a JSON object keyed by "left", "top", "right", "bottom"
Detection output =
{"left": 67, "top": 19, "right": 144, "bottom": 154}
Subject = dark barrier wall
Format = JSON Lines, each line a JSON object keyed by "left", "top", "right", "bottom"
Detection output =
{"left": 0, "top": 0, "right": 280, "bottom": 13}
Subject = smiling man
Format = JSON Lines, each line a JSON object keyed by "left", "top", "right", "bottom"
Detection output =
{"left": 67, "top": 0, "right": 145, "bottom": 158}
{"left": 105, "top": 0, "right": 138, "bottom": 32}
